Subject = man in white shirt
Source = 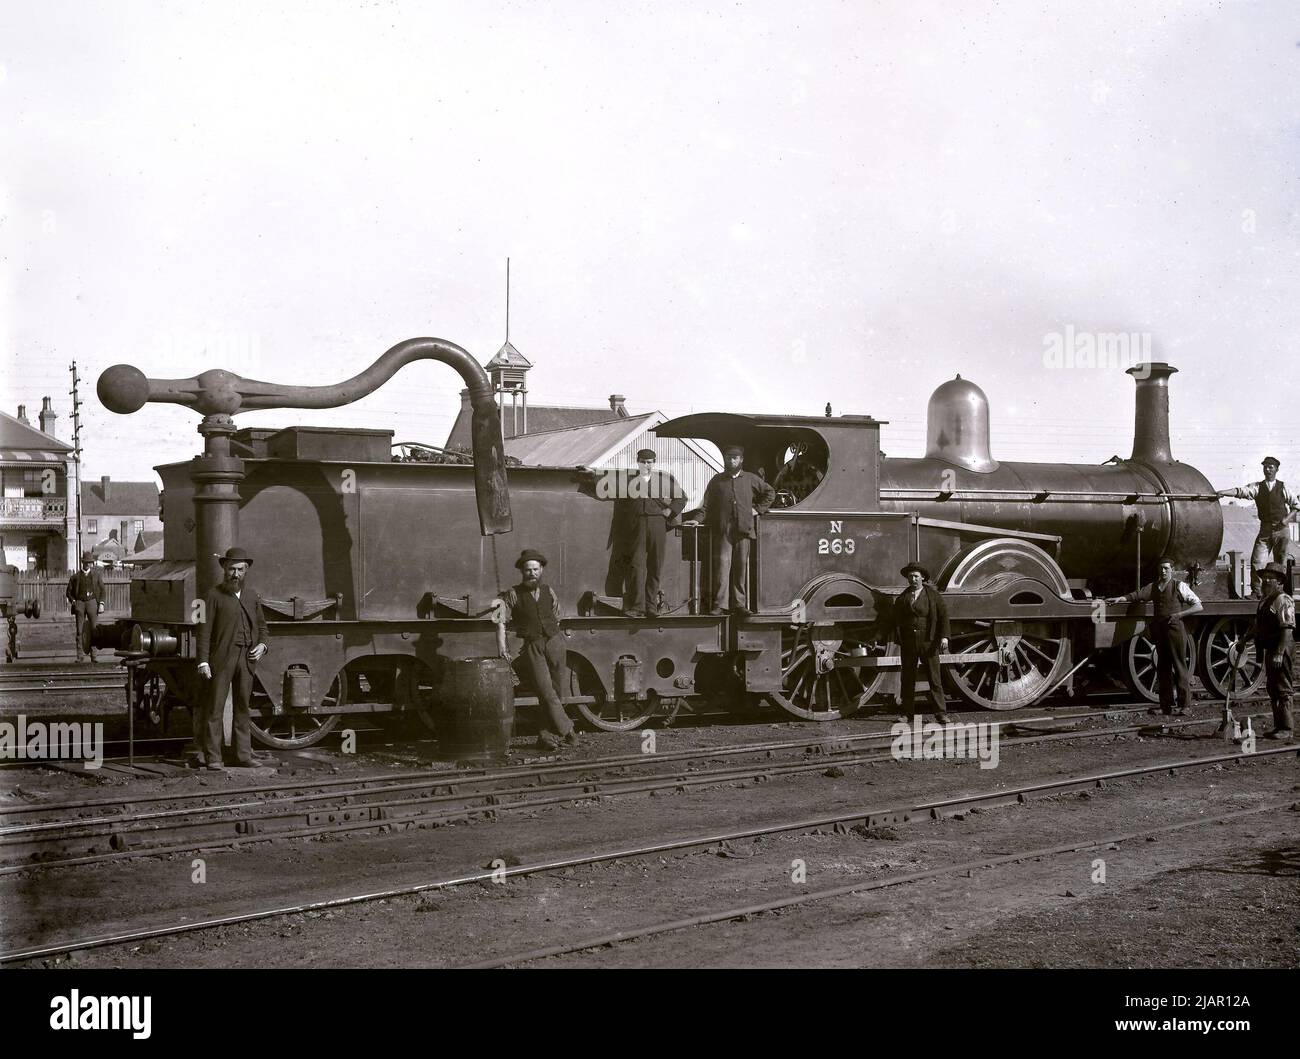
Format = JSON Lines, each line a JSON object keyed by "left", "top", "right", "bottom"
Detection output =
{"left": 1107, "top": 559, "right": 1203, "bottom": 716}
{"left": 1217, "top": 456, "right": 1298, "bottom": 596}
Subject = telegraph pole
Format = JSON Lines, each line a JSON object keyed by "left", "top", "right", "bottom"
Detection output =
{"left": 69, "top": 361, "right": 84, "bottom": 564}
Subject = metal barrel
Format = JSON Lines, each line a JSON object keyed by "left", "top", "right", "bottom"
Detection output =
{"left": 436, "top": 657, "right": 516, "bottom": 762}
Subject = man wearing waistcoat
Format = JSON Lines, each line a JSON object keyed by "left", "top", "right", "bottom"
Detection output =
{"left": 890, "top": 563, "right": 952, "bottom": 724}
{"left": 693, "top": 444, "right": 775, "bottom": 615}
{"left": 497, "top": 549, "right": 579, "bottom": 751}
{"left": 1217, "top": 456, "right": 1298, "bottom": 596}
{"left": 1108, "top": 559, "right": 1203, "bottom": 716}
{"left": 1255, "top": 563, "right": 1294, "bottom": 739}
{"left": 65, "top": 551, "right": 105, "bottom": 662}
{"left": 195, "top": 547, "right": 271, "bottom": 770}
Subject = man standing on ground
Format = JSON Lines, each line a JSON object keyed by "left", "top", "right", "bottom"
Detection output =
{"left": 65, "top": 551, "right": 104, "bottom": 663}
{"left": 1107, "top": 559, "right": 1203, "bottom": 717}
{"left": 1255, "top": 563, "right": 1294, "bottom": 740}
{"left": 497, "top": 549, "right": 579, "bottom": 752}
{"left": 196, "top": 547, "right": 271, "bottom": 770}
{"left": 891, "top": 562, "right": 952, "bottom": 725}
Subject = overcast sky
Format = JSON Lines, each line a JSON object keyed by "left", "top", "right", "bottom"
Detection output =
{"left": 2, "top": 1, "right": 1297, "bottom": 491}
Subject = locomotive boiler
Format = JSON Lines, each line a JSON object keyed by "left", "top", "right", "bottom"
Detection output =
{"left": 97, "top": 342, "right": 1261, "bottom": 748}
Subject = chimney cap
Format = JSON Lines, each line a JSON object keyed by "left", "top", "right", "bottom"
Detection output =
{"left": 41, "top": 396, "right": 53, "bottom": 411}
{"left": 1126, "top": 362, "right": 1178, "bottom": 380}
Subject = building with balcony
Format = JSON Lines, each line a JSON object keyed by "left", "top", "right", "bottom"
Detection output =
{"left": 0, "top": 401, "right": 76, "bottom": 574}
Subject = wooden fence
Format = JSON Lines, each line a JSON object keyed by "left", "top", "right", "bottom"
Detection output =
{"left": 17, "top": 573, "right": 134, "bottom": 616}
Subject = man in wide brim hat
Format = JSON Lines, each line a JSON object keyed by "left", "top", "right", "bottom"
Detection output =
{"left": 195, "top": 544, "right": 270, "bottom": 770}
{"left": 514, "top": 548, "right": 548, "bottom": 570}
{"left": 65, "top": 549, "right": 106, "bottom": 662}
{"left": 890, "top": 561, "right": 951, "bottom": 724}
{"left": 1255, "top": 561, "right": 1295, "bottom": 739}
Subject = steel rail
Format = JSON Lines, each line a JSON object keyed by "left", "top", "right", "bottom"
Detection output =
{"left": 0, "top": 708, "right": 1276, "bottom": 869}
{"left": 2, "top": 745, "right": 1293, "bottom": 964}
{"left": 0, "top": 699, "right": 1177, "bottom": 816}
{"left": 2, "top": 706, "right": 1256, "bottom": 851}
{"left": 464, "top": 801, "right": 1293, "bottom": 968}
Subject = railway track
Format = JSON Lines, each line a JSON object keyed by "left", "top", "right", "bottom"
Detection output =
{"left": 2, "top": 740, "right": 1294, "bottom": 965}
{"left": 0, "top": 702, "right": 1279, "bottom": 874}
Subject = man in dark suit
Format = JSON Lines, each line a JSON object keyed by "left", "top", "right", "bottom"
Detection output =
{"left": 694, "top": 444, "right": 776, "bottom": 615}
{"left": 890, "top": 562, "right": 952, "bottom": 724}
{"left": 585, "top": 450, "right": 687, "bottom": 616}
{"left": 65, "top": 551, "right": 105, "bottom": 662}
{"left": 195, "top": 547, "right": 271, "bottom": 770}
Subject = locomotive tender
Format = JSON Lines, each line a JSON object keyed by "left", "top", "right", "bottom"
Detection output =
{"left": 96, "top": 343, "right": 1260, "bottom": 748}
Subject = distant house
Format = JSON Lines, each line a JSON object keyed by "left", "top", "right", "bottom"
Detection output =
{"left": 0, "top": 399, "right": 75, "bottom": 574}
{"left": 442, "top": 341, "right": 721, "bottom": 505}
{"left": 80, "top": 476, "right": 162, "bottom": 565}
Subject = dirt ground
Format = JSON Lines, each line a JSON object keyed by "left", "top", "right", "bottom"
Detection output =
{"left": 2, "top": 679, "right": 1296, "bottom": 968}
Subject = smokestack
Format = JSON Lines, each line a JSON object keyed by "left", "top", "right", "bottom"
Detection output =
{"left": 101, "top": 475, "right": 111, "bottom": 502}
{"left": 609, "top": 394, "right": 627, "bottom": 417}
{"left": 38, "top": 396, "right": 57, "bottom": 437}
{"left": 1126, "top": 362, "right": 1177, "bottom": 464}
{"left": 16, "top": 404, "right": 28, "bottom": 425}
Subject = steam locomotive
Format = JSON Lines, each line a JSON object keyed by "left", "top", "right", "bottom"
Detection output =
{"left": 94, "top": 342, "right": 1261, "bottom": 748}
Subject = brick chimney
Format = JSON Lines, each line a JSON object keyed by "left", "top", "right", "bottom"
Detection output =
{"left": 39, "top": 396, "right": 57, "bottom": 437}
{"left": 459, "top": 387, "right": 472, "bottom": 411}
{"left": 609, "top": 394, "right": 628, "bottom": 417}
{"left": 16, "top": 404, "right": 29, "bottom": 425}
{"left": 101, "top": 475, "right": 111, "bottom": 503}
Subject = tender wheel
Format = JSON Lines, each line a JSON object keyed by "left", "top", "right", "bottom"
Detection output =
{"left": 762, "top": 623, "right": 884, "bottom": 721}
{"left": 945, "top": 620, "right": 1070, "bottom": 710}
{"left": 1118, "top": 631, "right": 1195, "bottom": 703}
{"left": 569, "top": 655, "right": 657, "bottom": 732}
{"left": 1197, "top": 616, "right": 1264, "bottom": 699}
{"left": 250, "top": 673, "right": 344, "bottom": 749}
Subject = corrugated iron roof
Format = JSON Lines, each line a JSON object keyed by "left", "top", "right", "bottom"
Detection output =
{"left": 0, "top": 409, "right": 72, "bottom": 455}
{"left": 505, "top": 414, "right": 657, "bottom": 466}
{"left": 445, "top": 403, "right": 632, "bottom": 450}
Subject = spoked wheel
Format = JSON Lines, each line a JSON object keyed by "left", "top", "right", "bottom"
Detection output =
{"left": 1197, "top": 616, "right": 1264, "bottom": 699}
{"left": 250, "top": 673, "right": 344, "bottom": 749}
{"left": 569, "top": 655, "right": 658, "bottom": 732}
{"left": 945, "top": 620, "right": 1071, "bottom": 710}
{"left": 762, "top": 623, "right": 885, "bottom": 721}
{"left": 1118, "top": 631, "right": 1195, "bottom": 703}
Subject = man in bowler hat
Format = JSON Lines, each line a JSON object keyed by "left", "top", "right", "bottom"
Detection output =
{"left": 1218, "top": 456, "right": 1298, "bottom": 596}
{"left": 891, "top": 563, "right": 952, "bottom": 724}
{"left": 497, "top": 549, "right": 579, "bottom": 751}
{"left": 692, "top": 444, "right": 775, "bottom": 614}
{"left": 65, "top": 551, "right": 105, "bottom": 662}
{"left": 195, "top": 547, "right": 271, "bottom": 769}
{"left": 1255, "top": 562, "right": 1294, "bottom": 739}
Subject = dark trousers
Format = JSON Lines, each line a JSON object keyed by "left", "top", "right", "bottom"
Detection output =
{"left": 1251, "top": 529, "right": 1290, "bottom": 594}
{"left": 625, "top": 515, "right": 667, "bottom": 614}
{"left": 1263, "top": 648, "right": 1294, "bottom": 731}
{"left": 711, "top": 526, "right": 751, "bottom": 612}
{"left": 518, "top": 635, "right": 573, "bottom": 738}
{"left": 900, "top": 633, "right": 946, "bottom": 715}
{"left": 1151, "top": 619, "right": 1192, "bottom": 712}
{"left": 71, "top": 600, "right": 98, "bottom": 658}
{"left": 199, "top": 653, "right": 255, "bottom": 763}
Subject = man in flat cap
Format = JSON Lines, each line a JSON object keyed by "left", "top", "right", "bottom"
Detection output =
{"left": 65, "top": 550, "right": 105, "bottom": 662}
{"left": 890, "top": 563, "right": 952, "bottom": 724}
{"left": 1255, "top": 563, "right": 1294, "bottom": 739}
{"left": 497, "top": 549, "right": 579, "bottom": 751}
{"left": 1218, "top": 457, "right": 1298, "bottom": 596}
{"left": 581, "top": 449, "right": 687, "bottom": 617}
{"left": 195, "top": 547, "right": 271, "bottom": 770}
{"left": 694, "top": 444, "right": 775, "bottom": 615}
